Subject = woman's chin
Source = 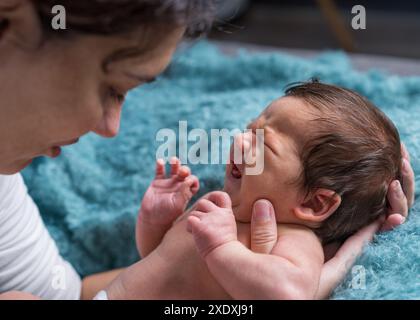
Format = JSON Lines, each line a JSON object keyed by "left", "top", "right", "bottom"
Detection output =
{"left": 16, "top": 159, "right": 33, "bottom": 171}
{"left": 0, "top": 158, "right": 33, "bottom": 175}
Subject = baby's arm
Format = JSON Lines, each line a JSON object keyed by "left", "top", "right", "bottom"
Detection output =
{"left": 136, "top": 158, "right": 199, "bottom": 258}
{"left": 187, "top": 192, "right": 323, "bottom": 300}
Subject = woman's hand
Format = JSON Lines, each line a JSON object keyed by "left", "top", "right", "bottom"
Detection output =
{"left": 316, "top": 145, "right": 415, "bottom": 298}
{"left": 381, "top": 143, "right": 415, "bottom": 231}
{"left": 315, "top": 219, "right": 382, "bottom": 299}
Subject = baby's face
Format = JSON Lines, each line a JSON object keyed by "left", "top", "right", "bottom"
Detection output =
{"left": 223, "top": 96, "right": 315, "bottom": 223}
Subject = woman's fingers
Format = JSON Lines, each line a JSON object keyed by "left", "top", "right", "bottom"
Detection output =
{"left": 401, "top": 143, "right": 410, "bottom": 161}
{"left": 250, "top": 199, "right": 277, "bottom": 254}
{"left": 387, "top": 180, "right": 408, "bottom": 218}
{"left": 380, "top": 213, "right": 406, "bottom": 232}
{"left": 400, "top": 143, "right": 415, "bottom": 208}
{"left": 383, "top": 143, "right": 415, "bottom": 230}
{"left": 401, "top": 158, "right": 415, "bottom": 208}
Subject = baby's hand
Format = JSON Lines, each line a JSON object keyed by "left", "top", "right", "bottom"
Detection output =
{"left": 140, "top": 157, "right": 199, "bottom": 227}
{"left": 187, "top": 191, "right": 237, "bottom": 259}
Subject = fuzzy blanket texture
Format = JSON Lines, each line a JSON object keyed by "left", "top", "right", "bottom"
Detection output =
{"left": 22, "top": 42, "right": 419, "bottom": 299}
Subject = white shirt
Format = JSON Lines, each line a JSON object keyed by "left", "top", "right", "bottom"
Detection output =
{"left": 0, "top": 173, "right": 81, "bottom": 299}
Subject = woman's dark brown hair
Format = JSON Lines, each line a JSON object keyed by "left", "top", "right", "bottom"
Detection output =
{"left": 34, "top": 0, "right": 216, "bottom": 37}
{"left": 33, "top": 1, "right": 216, "bottom": 71}
{"left": 285, "top": 81, "right": 402, "bottom": 244}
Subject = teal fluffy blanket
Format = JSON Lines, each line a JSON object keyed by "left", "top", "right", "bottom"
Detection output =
{"left": 22, "top": 42, "right": 419, "bottom": 299}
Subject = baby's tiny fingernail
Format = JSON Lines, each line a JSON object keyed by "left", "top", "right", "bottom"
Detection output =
{"left": 400, "top": 216, "right": 406, "bottom": 224}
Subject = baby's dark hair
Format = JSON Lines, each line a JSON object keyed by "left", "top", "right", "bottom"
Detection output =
{"left": 285, "top": 81, "right": 402, "bottom": 244}
{"left": 34, "top": 0, "right": 216, "bottom": 37}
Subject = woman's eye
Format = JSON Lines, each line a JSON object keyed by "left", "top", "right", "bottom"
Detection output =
{"left": 108, "top": 87, "right": 126, "bottom": 104}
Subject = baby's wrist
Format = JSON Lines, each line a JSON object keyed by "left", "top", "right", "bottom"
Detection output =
{"left": 138, "top": 210, "right": 175, "bottom": 229}
{"left": 204, "top": 239, "right": 241, "bottom": 262}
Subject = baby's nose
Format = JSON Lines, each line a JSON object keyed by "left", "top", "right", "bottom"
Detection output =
{"left": 232, "top": 132, "right": 252, "bottom": 162}
{"left": 242, "top": 131, "right": 253, "bottom": 152}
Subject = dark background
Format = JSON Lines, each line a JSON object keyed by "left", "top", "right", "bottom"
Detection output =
{"left": 210, "top": 0, "right": 420, "bottom": 59}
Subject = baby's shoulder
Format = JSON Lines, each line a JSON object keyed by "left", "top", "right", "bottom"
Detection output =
{"left": 277, "top": 223, "right": 319, "bottom": 241}
{"left": 275, "top": 224, "right": 324, "bottom": 264}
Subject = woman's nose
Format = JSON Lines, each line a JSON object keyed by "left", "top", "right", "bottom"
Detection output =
{"left": 92, "top": 107, "right": 122, "bottom": 138}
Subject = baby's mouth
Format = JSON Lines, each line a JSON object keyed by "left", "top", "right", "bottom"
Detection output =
{"left": 230, "top": 160, "right": 242, "bottom": 179}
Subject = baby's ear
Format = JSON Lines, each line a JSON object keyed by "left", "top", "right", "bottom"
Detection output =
{"left": 293, "top": 189, "right": 341, "bottom": 223}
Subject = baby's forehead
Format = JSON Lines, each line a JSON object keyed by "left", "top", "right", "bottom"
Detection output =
{"left": 260, "top": 97, "right": 320, "bottom": 148}
{"left": 264, "top": 97, "right": 317, "bottom": 127}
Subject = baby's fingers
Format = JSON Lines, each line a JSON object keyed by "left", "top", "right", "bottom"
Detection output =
{"left": 206, "top": 191, "right": 232, "bottom": 209}
{"left": 194, "top": 198, "right": 219, "bottom": 213}
{"left": 155, "top": 159, "right": 166, "bottom": 179}
{"left": 176, "top": 166, "right": 191, "bottom": 181}
{"left": 185, "top": 175, "right": 200, "bottom": 194}
{"left": 170, "top": 157, "right": 181, "bottom": 176}
{"left": 186, "top": 211, "right": 205, "bottom": 233}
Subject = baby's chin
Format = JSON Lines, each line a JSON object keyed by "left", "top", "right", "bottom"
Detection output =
{"left": 231, "top": 203, "right": 253, "bottom": 223}
{"left": 223, "top": 183, "right": 252, "bottom": 222}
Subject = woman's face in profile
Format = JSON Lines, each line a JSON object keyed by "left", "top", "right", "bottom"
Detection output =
{"left": 0, "top": 3, "right": 185, "bottom": 174}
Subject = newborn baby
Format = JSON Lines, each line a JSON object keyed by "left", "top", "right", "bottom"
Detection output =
{"left": 135, "top": 82, "right": 402, "bottom": 299}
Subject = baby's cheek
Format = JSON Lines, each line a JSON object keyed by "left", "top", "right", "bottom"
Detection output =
{"left": 238, "top": 175, "right": 271, "bottom": 219}
{"left": 247, "top": 170, "right": 275, "bottom": 196}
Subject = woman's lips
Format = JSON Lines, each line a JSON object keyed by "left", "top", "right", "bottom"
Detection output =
{"left": 49, "top": 146, "right": 62, "bottom": 158}
{"left": 49, "top": 138, "right": 79, "bottom": 157}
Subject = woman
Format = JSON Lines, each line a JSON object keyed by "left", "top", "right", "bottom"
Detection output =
{"left": 0, "top": 0, "right": 415, "bottom": 300}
